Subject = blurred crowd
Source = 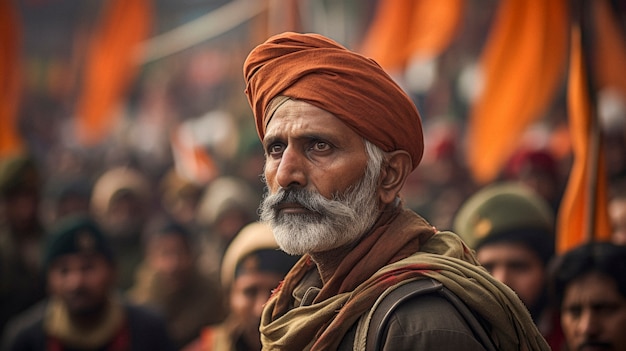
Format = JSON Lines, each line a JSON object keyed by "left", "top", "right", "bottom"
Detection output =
{"left": 1, "top": 0, "right": 626, "bottom": 350}
{"left": 1, "top": 112, "right": 625, "bottom": 350}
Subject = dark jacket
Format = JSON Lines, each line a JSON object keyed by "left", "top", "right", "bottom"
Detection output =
{"left": 1, "top": 300, "right": 176, "bottom": 351}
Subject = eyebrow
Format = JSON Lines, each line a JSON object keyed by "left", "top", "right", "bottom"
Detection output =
{"left": 263, "top": 131, "right": 338, "bottom": 147}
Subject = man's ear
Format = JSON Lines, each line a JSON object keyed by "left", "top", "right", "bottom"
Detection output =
{"left": 377, "top": 150, "right": 412, "bottom": 205}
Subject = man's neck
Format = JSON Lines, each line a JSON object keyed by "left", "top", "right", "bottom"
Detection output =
{"left": 309, "top": 241, "right": 359, "bottom": 285}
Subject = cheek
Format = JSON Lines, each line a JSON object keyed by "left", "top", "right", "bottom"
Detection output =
{"left": 512, "top": 269, "right": 545, "bottom": 303}
{"left": 229, "top": 291, "right": 253, "bottom": 318}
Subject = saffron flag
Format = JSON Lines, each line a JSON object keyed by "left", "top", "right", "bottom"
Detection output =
{"left": 556, "top": 24, "right": 612, "bottom": 254}
{"left": 360, "top": 0, "right": 464, "bottom": 71}
{"left": 170, "top": 126, "right": 218, "bottom": 186}
{"left": 75, "top": 0, "right": 152, "bottom": 146}
{"left": 466, "top": 0, "right": 568, "bottom": 184}
{"left": 0, "top": 0, "right": 24, "bottom": 157}
{"left": 593, "top": 0, "right": 626, "bottom": 98}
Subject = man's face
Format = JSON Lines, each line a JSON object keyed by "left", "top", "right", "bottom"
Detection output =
{"left": 561, "top": 272, "right": 626, "bottom": 351}
{"left": 146, "top": 234, "right": 193, "bottom": 291}
{"left": 476, "top": 242, "right": 545, "bottom": 308}
{"left": 230, "top": 271, "right": 284, "bottom": 348}
{"left": 47, "top": 253, "right": 115, "bottom": 317}
{"left": 609, "top": 198, "right": 626, "bottom": 246}
{"left": 260, "top": 100, "right": 380, "bottom": 255}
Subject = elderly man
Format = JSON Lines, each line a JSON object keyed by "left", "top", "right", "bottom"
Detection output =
{"left": 243, "top": 32, "right": 550, "bottom": 350}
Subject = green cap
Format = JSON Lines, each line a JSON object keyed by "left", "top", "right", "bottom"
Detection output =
{"left": 43, "top": 215, "right": 115, "bottom": 269}
{"left": 453, "top": 182, "right": 555, "bottom": 264}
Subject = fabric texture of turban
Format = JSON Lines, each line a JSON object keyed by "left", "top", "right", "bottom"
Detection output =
{"left": 243, "top": 32, "right": 424, "bottom": 170}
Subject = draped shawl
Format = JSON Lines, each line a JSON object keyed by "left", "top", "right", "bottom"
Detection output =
{"left": 259, "top": 207, "right": 550, "bottom": 351}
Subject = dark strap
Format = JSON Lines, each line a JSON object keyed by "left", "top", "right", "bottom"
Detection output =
{"left": 365, "top": 278, "right": 497, "bottom": 351}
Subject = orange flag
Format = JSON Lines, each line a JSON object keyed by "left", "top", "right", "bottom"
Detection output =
{"left": 360, "top": 0, "right": 464, "bottom": 71}
{"left": 0, "top": 0, "right": 24, "bottom": 157}
{"left": 593, "top": 0, "right": 626, "bottom": 98}
{"left": 170, "top": 127, "right": 218, "bottom": 186}
{"left": 466, "top": 0, "right": 568, "bottom": 184}
{"left": 75, "top": 0, "right": 152, "bottom": 146}
{"left": 556, "top": 23, "right": 612, "bottom": 254}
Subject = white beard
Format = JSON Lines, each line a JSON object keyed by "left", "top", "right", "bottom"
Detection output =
{"left": 259, "top": 170, "right": 380, "bottom": 255}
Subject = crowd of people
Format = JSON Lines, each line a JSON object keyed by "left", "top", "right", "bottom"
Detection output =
{"left": 1, "top": 29, "right": 625, "bottom": 351}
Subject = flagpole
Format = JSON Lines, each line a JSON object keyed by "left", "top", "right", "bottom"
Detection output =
{"left": 575, "top": 0, "right": 601, "bottom": 243}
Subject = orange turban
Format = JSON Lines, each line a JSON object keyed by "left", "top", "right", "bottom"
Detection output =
{"left": 243, "top": 32, "right": 425, "bottom": 170}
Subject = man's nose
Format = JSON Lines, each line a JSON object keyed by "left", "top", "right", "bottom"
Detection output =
{"left": 275, "top": 147, "right": 307, "bottom": 189}
{"left": 577, "top": 310, "right": 601, "bottom": 338}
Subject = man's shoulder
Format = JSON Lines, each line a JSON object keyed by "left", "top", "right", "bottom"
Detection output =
{"left": 1, "top": 300, "right": 48, "bottom": 351}
{"left": 122, "top": 300, "right": 167, "bottom": 327}
{"left": 121, "top": 300, "right": 175, "bottom": 351}
{"left": 358, "top": 278, "right": 494, "bottom": 351}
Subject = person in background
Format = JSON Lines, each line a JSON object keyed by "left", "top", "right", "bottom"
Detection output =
{"left": 41, "top": 176, "right": 92, "bottom": 227}
{"left": 195, "top": 176, "right": 260, "bottom": 278}
{"left": 242, "top": 31, "right": 549, "bottom": 350}
{"left": 608, "top": 177, "right": 626, "bottom": 246}
{"left": 182, "top": 221, "right": 299, "bottom": 351}
{"left": 158, "top": 169, "right": 204, "bottom": 229}
{"left": 548, "top": 242, "right": 626, "bottom": 351}
{"left": 91, "top": 166, "right": 153, "bottom": 290}
{"left": 502, "top": 147, "right": 563, "bottom": 215}
{"left": 1, "top": 215, "right": 175, "bottom": 351}
{"left": 453, "top": 182, "right": 563, "bottom": 350}
{"left": 127, "top": 218, "right": 226, "bottom": 349}
{"left": 0, "top": 155, "right": 47, "bottom": 333}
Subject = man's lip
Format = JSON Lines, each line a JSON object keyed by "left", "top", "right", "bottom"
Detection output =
{"left": 275, "top": 202, "right": 308, "bottom": 213}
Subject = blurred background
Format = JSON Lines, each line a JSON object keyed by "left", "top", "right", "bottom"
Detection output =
{"left": 1, "top": 0, "right": 626, "bottom": 264}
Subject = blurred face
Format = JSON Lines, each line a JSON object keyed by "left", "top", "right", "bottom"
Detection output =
{"left": 104, "top": 192, "right": 145, "bottom": 238}
{"left": 477, "top": 242, "right": 545, "bottom": 308}
{"left": 260, "top": 100, "right": 380, "bottom": 255}
{"left": 47, "top": 254, "right": 115, "bottom": 318}
{"left": 146, "top": 235, "right": 193, "bottom": 291}
{"left": 561, "top": 272, "right": 626, "bottom": 351}
{"left": 609, "top": 198, "right": 626, "bottom": 246}
{"left": 4, "top": 188, "right": 39, "bottom": 232}
{"left": 230, "top": 272, "right": 284, "bottom": 349}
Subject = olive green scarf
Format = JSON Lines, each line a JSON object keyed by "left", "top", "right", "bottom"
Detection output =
{"left": 259, "top": 207, "right": 550, "bottom": 350}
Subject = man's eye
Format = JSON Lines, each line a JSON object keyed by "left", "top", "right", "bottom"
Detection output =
{"left": 564, "top": 305, "right": 582, "bottom": 318}
{"left": 312, "top": 141, "right": 330, "bottom": 151}
{"left": 268, "top": 144, "right": 284, "bottom": 155}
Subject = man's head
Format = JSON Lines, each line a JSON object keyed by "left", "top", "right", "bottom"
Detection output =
{"left": 221, "top": 222, "right": 299, "bottom": 348}
{"left": 143, "top": 220, "right": 195, "bottom": 293}
{"left": 91, "top": 167, "right": 151, "bottom": 239}
{"left": 453, "top": 183, "right": 555, "bottom": 312}
{"left": 549, "top": 242, "right": 626, "bottom": 351}
{"left": 243, "top": 32, "right": 423, "bottom": 255}
{"left": 44, "top": 215, "right": 116, "bottom": 319}
{"left": 0, "top": 155, "right": 41, "bottom": 233}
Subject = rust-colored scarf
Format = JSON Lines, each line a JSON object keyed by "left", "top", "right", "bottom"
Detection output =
{"left": 260, "top": 206, "right": 436, "bottom": 350}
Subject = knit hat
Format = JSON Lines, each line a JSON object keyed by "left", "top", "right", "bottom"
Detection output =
{"left": 221, "top": 222, "right": 299, "bottom": 288}
{"left": 453, "top": 182, "right": 555, "bottom": 264}
{"left": 44, "top": 215, "right": 115, "bottom": 269}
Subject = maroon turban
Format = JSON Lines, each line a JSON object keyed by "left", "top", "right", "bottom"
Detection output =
{"left": 243, "top": 32, "right": 424, "bottom": 170}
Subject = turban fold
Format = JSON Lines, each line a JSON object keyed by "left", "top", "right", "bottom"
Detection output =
{"left": 243, "top": 32, "right": 424, "bottom": 170}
